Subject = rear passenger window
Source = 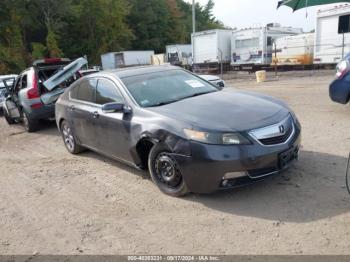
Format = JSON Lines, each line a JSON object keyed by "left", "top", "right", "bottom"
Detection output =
{"left": 70, "top": 79, "right": 97, "bottom": 103}
{"left": 96, "top": 79, "right": 124, "bottom": 105}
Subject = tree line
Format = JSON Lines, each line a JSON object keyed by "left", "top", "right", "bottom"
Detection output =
{"left": 0, "top": 0, "right": 224, "bottom": 74}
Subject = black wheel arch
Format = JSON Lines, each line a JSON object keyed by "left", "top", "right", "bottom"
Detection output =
{"left": 58, "top": 118, "right": 65, "bottom": 132}
{"left": 134, "top": 131, "right": 192, "bottom": 170}
{"left": 135, "top": 137, "right": 157, "bottom": 170}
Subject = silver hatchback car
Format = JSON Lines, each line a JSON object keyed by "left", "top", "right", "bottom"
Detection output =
{"left": 3, "top": 58, "right": 87, "bottom": 132}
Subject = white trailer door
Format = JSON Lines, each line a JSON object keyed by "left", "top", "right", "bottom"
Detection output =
{"left": 195, "top": 34, "right": 217, "bottom": 63}
{"left": 316, "top": 16, "right": 343, "bottom": 63}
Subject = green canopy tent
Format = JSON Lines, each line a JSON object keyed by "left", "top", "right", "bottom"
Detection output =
{"left": 277, "top": 0, "right": 350, "bottom": 11}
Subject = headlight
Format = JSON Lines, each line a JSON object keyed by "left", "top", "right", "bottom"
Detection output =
{"left": 336, "top": 60, "right": 349, "bottom": 78}
{"left": 184, "top": 129, "right": 251, "bottom": 145}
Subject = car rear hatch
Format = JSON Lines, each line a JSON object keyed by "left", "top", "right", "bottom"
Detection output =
{"left": 35, "top": 57, "right": 87, "bottom": 105}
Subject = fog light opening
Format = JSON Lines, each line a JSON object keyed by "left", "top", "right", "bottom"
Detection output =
{"left": 222, "top": 179, "right": 229, "bottom": 187}
{"left": 223, "top": 171, "right": 247, "bottom": 180}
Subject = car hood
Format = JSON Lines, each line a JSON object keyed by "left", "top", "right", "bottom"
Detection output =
{"left": 147, "top": 90, "right": 290, "bottom": 132}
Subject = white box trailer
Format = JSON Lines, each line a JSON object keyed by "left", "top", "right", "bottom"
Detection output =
{"left": 191, "top": 29, "right": 233, "bottom": 64}
{"left": 166, "top": 44, "right": 192, "bottom": 65}
{"left": 274, "top": 33, "right": 314, "bottom": 66}
{"left": 151, "top": 54, "right": 166, "bottom": 65}
{"left": 231, "top": 24, "right": 303, "bottom": 66}
{"left": 314, "top": 4, "right": 350, "bottom": 64}
{"left": 101, "top": 51, "right": 155, "bottom": 69}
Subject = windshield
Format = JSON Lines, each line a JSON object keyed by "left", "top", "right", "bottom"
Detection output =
{"left": 121, "top": 69, "right": 218, "bottom": 107}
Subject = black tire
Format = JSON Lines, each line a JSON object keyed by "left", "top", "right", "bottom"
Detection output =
{"left": 148, "top": 143, "right": 189, "bottom": 197}
{"left": 4, "top": 110, "right": 15, "bottom": 125}
{"left": 22, "top": 112, "right": 38, "bottom": 132}
{"left": 60, "top": 120, "right": 84, "bottom": 154}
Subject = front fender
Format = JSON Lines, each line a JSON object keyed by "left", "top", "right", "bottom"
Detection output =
{"left": 130, "top": 130, "right": 192, "bottom": 167}
{"left": 142, "top": 130, "right": 192, "bottom": 156}
{"left": 329, "top": 77, "right": 350, "bottom": 104}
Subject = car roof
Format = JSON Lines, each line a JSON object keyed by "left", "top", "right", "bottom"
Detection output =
{"left": 106, "top": 64, "right": 181, "bottom": 79}
{"left": 0, "top": 74, "right": 17, "bottom": 80}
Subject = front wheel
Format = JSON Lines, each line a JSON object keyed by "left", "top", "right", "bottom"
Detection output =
{"left": 60, "top": 120, "right": 84, "bottom": 154}
{"left": 148, "top": 143, "right": 189, "bottom": 197}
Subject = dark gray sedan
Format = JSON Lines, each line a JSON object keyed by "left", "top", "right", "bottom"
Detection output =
{"left": 55, "top": 65, "right": 301, "bottom": 197}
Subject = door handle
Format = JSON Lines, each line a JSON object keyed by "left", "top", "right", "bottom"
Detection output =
{"left": 93, "top": 111, "right": 99, "bottom": 119}
{"left": 69, "top": 105, "right": 75, "bottom": 111}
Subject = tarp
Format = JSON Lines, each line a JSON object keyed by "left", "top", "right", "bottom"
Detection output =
{"left": 278, "top": 0, "right": 350, "bottom": 11}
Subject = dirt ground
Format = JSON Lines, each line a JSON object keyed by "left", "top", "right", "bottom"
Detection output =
{"left": 0, "top": 70, "right": 350, "bottom": 255}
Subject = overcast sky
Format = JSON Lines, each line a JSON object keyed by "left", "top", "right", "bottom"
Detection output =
{"left": 185, "top": 0, "right": 340, "bottom": 32}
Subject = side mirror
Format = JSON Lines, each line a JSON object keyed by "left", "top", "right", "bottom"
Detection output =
{"left": 102, "top": 102, "right": 127, "bottom": 113}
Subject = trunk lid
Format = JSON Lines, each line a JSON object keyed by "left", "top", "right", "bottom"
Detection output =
{"left": 39, "top": 57, "right": 87, "bottom": 105}
{"left": 43, "top": 57, "right": 87, "bottom": 91}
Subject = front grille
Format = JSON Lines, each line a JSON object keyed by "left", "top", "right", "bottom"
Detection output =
{"left": 249, "top": 115, "right": 294, "bottom": 146}
{"left": 259, "top": 125, "right": 293, "bottom": 145}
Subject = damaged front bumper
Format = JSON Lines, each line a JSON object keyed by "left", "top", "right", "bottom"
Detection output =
{"left": 172, "top": 127, "right": 301, "bottom": 194}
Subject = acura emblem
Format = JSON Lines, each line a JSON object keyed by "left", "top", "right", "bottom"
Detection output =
{"left": 279, "top": 125, "right": 285, "bottom": 134}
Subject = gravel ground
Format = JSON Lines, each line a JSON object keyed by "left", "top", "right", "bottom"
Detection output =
{"left": 0, "top": 71, "right": 349, "bottom": 255}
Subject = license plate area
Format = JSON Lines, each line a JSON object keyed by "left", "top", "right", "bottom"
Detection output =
{"left": 279, "top": 146, "right": 299, "bottom": 170}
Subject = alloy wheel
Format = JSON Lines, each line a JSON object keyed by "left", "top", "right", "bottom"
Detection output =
{"left": 62, "top": 123, "right": 75, "bottom": 152}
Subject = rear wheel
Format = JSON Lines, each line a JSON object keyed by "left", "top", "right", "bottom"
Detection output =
{"left": 148, "top": 143, "right": 189, "bottom": 197}
{"left": 22, "top": 112, "right": 38, "bottom": 132}
{"left": 60, "top": 120, "right": 84, "bottom": 154}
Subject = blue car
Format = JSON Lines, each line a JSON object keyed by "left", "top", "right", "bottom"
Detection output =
{"left": 329, "top": 53, "right": 350, "bottom": 104}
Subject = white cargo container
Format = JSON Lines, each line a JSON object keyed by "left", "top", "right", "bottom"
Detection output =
{"left": 151, "top": 54, "right": 165, "bottom": 65}
{"left": 101, "top": 51, "right": 155, "bottom": 69}
{"left": 191, "top": 29, "right": 233, "bottom": 64}
{"left": 231, "top": 24, "right": 303, "bottom": 66}
{"left": 166, "top": 44, "right": 192, "bottom": 65}
{"left": 314, "top": 4, "right": 350, "bottom": 64}
{"left": 274, "top": 33, "right": 314, "bottom": 66}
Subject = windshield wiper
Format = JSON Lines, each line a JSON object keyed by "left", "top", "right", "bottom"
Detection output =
{"left": 148, "top": 99, "right": 180, "bottom": 107}
{"left": 180, "top": 90, "right": 217, "bottom": 100}
{"left": 147, "top": 90, "right": 217, "bottom": 107}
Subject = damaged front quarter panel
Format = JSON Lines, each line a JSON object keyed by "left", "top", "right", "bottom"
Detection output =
{"left": 129, "top": 114, "right": 192, "bottom": 169}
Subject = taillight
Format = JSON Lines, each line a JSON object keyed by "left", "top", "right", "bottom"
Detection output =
{"left": 336, "top": 60, "right": 349, "bottom": 79}
{"left": 30, "top": 103, "right": 43, "bottom": 109}
{"left": 27, "top": 73, "right": 40, "bottom": 99}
